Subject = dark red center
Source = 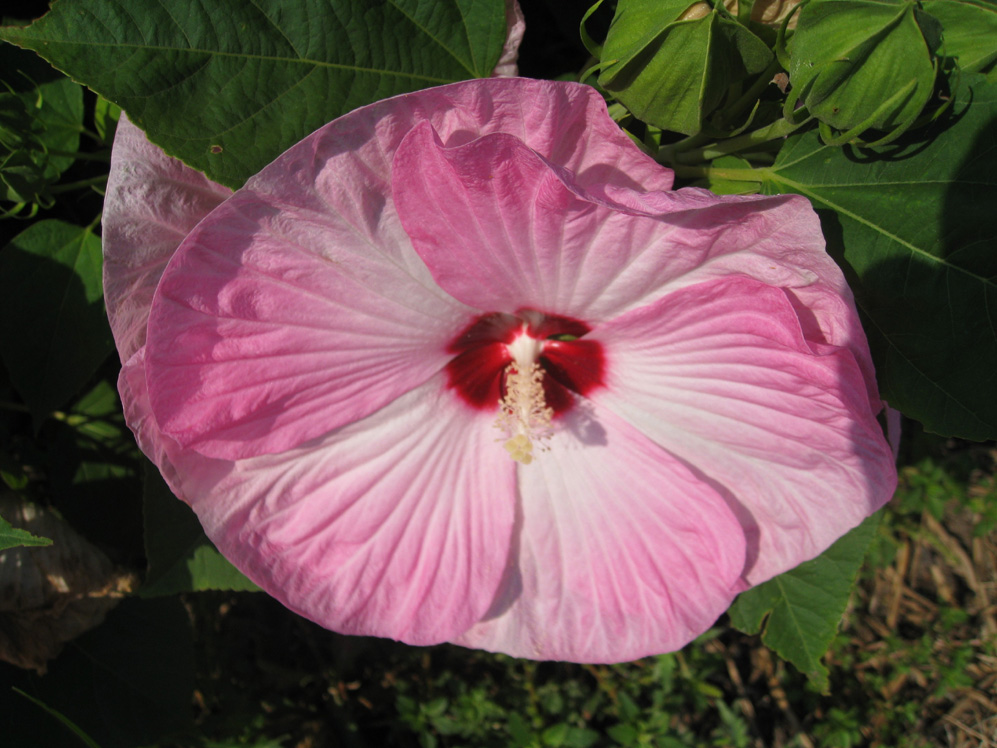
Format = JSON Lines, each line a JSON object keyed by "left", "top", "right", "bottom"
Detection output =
{"left": 445, "top": 310, "right": 605, "bottom": 415}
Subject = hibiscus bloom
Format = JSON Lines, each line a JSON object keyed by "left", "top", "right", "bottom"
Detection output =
{"left": 103, "top": 77, "right": 896, "bottom": 663}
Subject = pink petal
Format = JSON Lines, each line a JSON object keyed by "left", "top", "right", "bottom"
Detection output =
{"left": 588, "top": 276, "right": 897, "bottom": 585}
{"left": 492, "top": 0, "right": 526, "bottom": 77}
{"left": 143, "top": 78, "right": 669, "bottom": 461}
{"left": 102, "top": 114, "right": 231, "bottom": 362}
{"left": 117, "top": 347, "right": 187, "bottom": 500}
{"left": 392, "top": 124, "right": 872, "bottom": 408}
{"left": 145, "top": 190, "right": 471, "bottom": 461}
{"left": 178, "top": 378, "right": 516, "bottom": 644}
{"left": 453, "top": 402, "right": 747, "bottom": 662}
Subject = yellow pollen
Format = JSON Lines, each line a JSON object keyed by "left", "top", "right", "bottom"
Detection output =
{"left": 495, "top": 362, "right": 553, "bottom": 465}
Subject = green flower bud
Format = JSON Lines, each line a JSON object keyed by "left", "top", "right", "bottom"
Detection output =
{"left": 599, "top": 0, "right": 773, "bottom": 136}
{"left": 723, "top": 0, "right": 804, "bottom": 27}
{"left": 787, "top": 0, "right": 942, "bottom": 141}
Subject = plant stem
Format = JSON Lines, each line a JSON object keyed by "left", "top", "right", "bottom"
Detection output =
{"left": 673, "top": 116, "right": 806, "bottom": 164}
{"left": 656, "top": 132, "right": 713, "bottom": 163}
{"left": 670, "top": 164, "right": 766, "bottom": 183}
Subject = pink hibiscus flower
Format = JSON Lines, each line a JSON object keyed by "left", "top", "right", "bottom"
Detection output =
{"left": 103, "top": 77, "right": 896, "bottom": 663}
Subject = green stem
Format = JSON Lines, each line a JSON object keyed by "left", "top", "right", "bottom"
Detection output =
{"left": 673, "top": 116, "right": 806, "bottom": 164}
{"left": 657, "top": 132, "right": 713, "bottom": 163}
{"left": 49, "top": 175, "right": 107, "bottom": 194}
{"left": 670, "top": 164, "right": 766, "bottom": 183}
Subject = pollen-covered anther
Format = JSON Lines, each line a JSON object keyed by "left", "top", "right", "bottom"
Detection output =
{"left": 496, "top": 362, "right": 553, "bottom": 465}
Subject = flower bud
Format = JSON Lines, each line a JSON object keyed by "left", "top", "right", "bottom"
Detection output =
{"left": 723, "top": 0, "right": 804, "bottom": 28}
{"left": 787, "top": 0, "right": 942, "bottom": 139}
{"left": 599, "top": 0, "right": 772, "bottom": 135}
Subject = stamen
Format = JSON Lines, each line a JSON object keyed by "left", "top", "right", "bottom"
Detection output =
{"left": 495, "top": 362, "right": 553, "bottom": 465}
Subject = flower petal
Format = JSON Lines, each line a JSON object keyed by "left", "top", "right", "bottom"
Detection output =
{"left": 392, "top": 122, "right": 865, "bottom": 371}
{"left": 453, "top": 401, "right": 746, "bottom": 662}
{"left": 589, "top": 276, "right": 897, "bottom": 585}
{"left": 102, "top": 114, "right": 231, "bottom": 361}
{"left": 146, "top": 190, "right": 470, "bottom": 460}
{"left": 492, "top": 0, "right": 525, "bottom": 77}
{"left": 176, "top": 378, "right": 516, "bottom": 644}
{"left": 142, "top": 78, "right": 670, "bottom": 461}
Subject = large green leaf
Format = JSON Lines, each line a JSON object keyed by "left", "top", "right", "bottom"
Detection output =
{"left": 142, "top": 467, "right": 259, "bottom": 596}
{"left": 757, "top": 74, "right": 997, "bottom": 440}
{"left": 0, "top": 0, "right": 507, "bottom": 188}
{"left": 0, "top": 220, "right": 111, "bottom": 421}
{"left": 922, "top": 0, "right": 997, "bottom": 75}
{"left": 728, "top": 514, "right": 879, "bottom": 692}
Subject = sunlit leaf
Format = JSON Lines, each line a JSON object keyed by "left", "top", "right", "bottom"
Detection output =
{"left": 922, "top": 0, "right": 997, "bottom": 75}
{"left": 0, "top": 0, "right": 508, "bottom": 188}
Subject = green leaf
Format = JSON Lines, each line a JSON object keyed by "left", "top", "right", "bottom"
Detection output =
{"left": 142, "top": 466, "right": 260, "bottom": 596}
{"left": 728, "top": 514, "right": 880, "bottom": 692}
{"left": 0, "top": 219, "right": 111, "bottom": 421}
{"left": 0, "top": 43, "right": 84, "bottom": 203}
{"left": 922, "top": 0, "right": 997, "bottom": 74}
{"left": 0, "top": 449, "right": 29, "bottom": 491}
{"left": 0, "top": 0, "right": 508, "bottom": 188}
{"left": 757, "top": 74, "right": 997, "bottom": 440}
{"left": 0, "top": 511, "right": 51, "bottom": 550}
{"left": 92, "top": 96, "right": 120, "bottom": 145}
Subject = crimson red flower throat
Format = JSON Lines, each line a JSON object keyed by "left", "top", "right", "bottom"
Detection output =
{"left": 446, "top": 311, "right": 605, "bottom": 413}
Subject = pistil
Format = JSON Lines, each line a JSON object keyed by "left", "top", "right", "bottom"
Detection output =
{"left": 496, "top": 334, "right": 553, "bottom": 465}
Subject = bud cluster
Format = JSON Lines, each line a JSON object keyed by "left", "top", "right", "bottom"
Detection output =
{"left": 590, "top": 0, "right": 995, "bottom": 148}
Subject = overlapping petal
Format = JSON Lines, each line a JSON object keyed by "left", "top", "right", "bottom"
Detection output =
{"left": 587, "top": 275, "right": 897, "bottom": 584}
{"left": 453, "top": 402, "right": 747, "bottom": 662}
{"left": 145, "top": 191, "right": 472, "bottom": 461}
{"left": 143, "top": 78, "right": 671, "bottom": 460}
{"left": 393, "top": 122, "right": 875, "bottom": 411}
{"left": 183, "top": 378, "right": 517, "bottom": 644}
{"left": 102, "top": 114, "right": 231, "bottom": 362}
